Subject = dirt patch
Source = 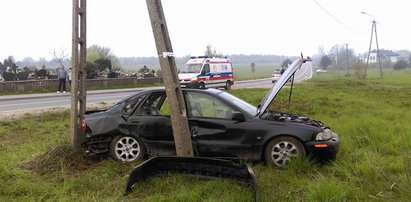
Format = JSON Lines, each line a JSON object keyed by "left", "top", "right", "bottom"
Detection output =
{"left": 21, "top": 143, "right": 104, "bottom": 175}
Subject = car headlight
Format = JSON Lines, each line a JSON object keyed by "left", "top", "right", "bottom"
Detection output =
{"left": 191, "top": 77, "right": 198, "bottom": 82}
{"left": 316, "top": 129, "right": 333, "bottom": 141}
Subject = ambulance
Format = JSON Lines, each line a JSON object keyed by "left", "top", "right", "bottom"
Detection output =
{"left": 178, "top": 56, "right": 234, "bottom": 90}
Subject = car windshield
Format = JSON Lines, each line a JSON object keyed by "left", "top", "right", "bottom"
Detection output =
{"left": 180, "top": 64, "right": 202, "bottom": 73}
{"left": 218, "top": 91, "right": 258, "bottom": 116}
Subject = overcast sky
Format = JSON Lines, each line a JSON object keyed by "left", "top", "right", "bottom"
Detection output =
{"left": 1, "top": 0, "right": 410, "bottom": 61}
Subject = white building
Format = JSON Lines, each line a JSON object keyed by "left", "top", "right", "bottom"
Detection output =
{"left": 368, "top": 49, "right": 399, "bottom": 63}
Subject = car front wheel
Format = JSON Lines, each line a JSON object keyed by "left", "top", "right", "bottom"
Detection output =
{"left": 264, "top": 137, "right": 305, "bottom": 167}
{"left": 110, "top": 135, "right": 146, "bottom": 162}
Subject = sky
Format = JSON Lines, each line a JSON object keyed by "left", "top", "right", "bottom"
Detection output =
{"left": 0, "top": 0, "right": 410, "bottom": 61}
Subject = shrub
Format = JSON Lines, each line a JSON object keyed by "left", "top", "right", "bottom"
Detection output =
{"left": 353, "top": 62, "right": 366, "bottom": 79}
{"left": 393, "top": 60, "right": 408, "bottom": 70}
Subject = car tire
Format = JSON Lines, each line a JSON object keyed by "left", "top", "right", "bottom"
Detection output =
{"left": 224, "top": 81, "right": 231, "bottom": 90}
{"left": 110, "top": 135, "right": 146, "bottom": 162}
{"left": 264, "top": 136, "right": 306, "bottom": 167}
{"left": 199, "top": 82, "right": 205, "bottom": 89}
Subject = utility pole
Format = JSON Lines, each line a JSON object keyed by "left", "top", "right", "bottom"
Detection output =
{"left": 362, "top": 12, "right": 383, "bottom": 78}
{"left": 345, "top": 43, "right": 350, "bottom": 76}
{"left": 146, "top": 0, "right": 194, "bottom": 157}
{"left": 71, "top": 0, "right": 87, "bottom": 149}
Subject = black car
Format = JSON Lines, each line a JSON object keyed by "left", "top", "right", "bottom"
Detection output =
{"left": 83, "top": 59, "right": 339, "bottom": 167}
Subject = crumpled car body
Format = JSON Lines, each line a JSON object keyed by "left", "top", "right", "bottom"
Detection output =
{"left": 83, "top": 58, "right": 339, "bottom": 166}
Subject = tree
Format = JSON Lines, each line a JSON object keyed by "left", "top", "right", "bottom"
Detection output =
{"left": 320, "top": 55, "right": 332, "bottom": 69}
{"left": 281, "top": 58, "right": 292, "bottom": 68}
{"left": 3, "top": 56, "right": 17, "bottom": 74}
{"left": 393, "top": 60, "right": 408, "bottom": 70}
{"left": 85, "top": 61, "right": 98, "bottom": 79}
{"left": 94, "top": 58, "right": 112, "bottom": 71}
{"left": 317, "top": 45, "right": 325, "bottom": 56}
{"left": 87, "top": 44, "right": 120, "bottom": 68}
{"left": 204, "top": 44, "right": 223, "bottom": 58}
{"left": 0, "top": 61, "right": 5, "bottom": 74}
{"left": 250, "top": 63, "right": 256, "bottom": 73}
{"left": 52, "top": 49, "right": 69, "bottom": 69}
{"left": 139, "top": 65, "right": 150, "bottom": 73}
{"left": 328, "top": 44, "right": 356, "bottom": 69}
{"left": 409, "top": 54, "right": 411, "bottom": 67}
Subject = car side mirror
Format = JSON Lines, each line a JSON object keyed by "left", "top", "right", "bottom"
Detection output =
{"left": 232, "top": 111, "right": 246, "bottom": 122}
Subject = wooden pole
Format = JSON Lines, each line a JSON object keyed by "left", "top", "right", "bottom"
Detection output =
{"left": 365, "top": 22, "right": 374, "bottom": 78}
{"left": 374, "top": 21, "right": 383, "bottom": 79}
{"left": 71, "top": 0, "right": 87, "bottom": 149}
{"left": 345, "top": 43, "right": 350, "bottom": 76}
{"left": 146, "top": 0, "right": 193, "bottom": 157}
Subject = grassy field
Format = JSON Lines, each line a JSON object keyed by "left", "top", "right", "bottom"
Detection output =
{"left": 1, "top": 68, "right": 410, "bottom": 201}
{"left": 233, "top": 63, "right": 278, "bottom": 81}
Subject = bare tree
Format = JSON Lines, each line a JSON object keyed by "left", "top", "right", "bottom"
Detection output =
{"left": 204, "top": 44, "right": 223, "bottom": 58}
{"left": 53, "top": 49, "right": 69, "bottom": 69}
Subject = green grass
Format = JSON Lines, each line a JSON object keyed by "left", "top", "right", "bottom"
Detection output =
{"left": 1, "top": 68, "right": 411, "bottom": 201}
{"left": 234, "top": 63, "right": 278, "bottom": 81}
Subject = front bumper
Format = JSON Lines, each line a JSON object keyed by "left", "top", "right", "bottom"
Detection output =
{"left": 180, "top": 80, "right": 199, "bottom": 88}
{"left": 305, "top": 134, "right": 340, "bottom": 161}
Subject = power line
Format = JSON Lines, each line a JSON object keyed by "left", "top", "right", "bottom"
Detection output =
{"left": 312, "top": 0, "right": 358, "bottom": 32}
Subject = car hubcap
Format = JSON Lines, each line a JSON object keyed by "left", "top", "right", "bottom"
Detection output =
{"left": 115, "top": 137, "right": 140, "bottom": 162}
{"left": 271, "top": 141, "right": 299, "bottom": 166}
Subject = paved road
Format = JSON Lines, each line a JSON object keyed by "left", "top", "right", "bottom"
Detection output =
{"left": 0, "top": 78, "right": 275, "bottom": 113}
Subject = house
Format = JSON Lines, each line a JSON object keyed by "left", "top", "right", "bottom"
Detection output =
{"left": 368, "top": 49, "right": 399, "bottom": 63}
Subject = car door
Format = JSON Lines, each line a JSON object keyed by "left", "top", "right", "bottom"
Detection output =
{"left": 124, "top": 92, "right": 173, "bottom": 156}
{"left": 185, "top": 91, "right": 255, "bottom": 159}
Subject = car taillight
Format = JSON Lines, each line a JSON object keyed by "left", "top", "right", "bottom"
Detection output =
{"left": 81, "top": 119, "right": 87, "bottom": 131}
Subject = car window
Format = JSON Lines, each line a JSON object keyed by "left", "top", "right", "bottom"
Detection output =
{"left": 133, "top": 93, "right": 166, "bottom": 115}
{"left": 218, "top": 91, "right": 257, "bottom": 116}
{"left": 185, "top": 92, "right": 234, "bottom": 119}
{"left": 159, "top": 97, "right": 170, "bottom": 115}
{"left": 202, "top": 64, "right": 210, "bottom": 74}
{"left": 122, "top": 95, "right": 144, "bottom": 115}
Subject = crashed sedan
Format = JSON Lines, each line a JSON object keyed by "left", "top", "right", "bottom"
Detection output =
{"left": 83, "top": 59, "right": 339, "bottom": 167}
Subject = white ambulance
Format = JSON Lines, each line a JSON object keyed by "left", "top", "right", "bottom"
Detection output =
{"left": 178, "top": 56, "right": 234, "bottom": 90}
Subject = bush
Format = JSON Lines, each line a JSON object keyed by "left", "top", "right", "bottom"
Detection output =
{"left": 353, "top": 62, "right": 366, "bottom": 79}
{"left": 393, "top": 60, "right": 408, "bottom": 70}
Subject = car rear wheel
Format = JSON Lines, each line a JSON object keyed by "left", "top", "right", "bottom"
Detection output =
{"left": 110, "top": 135, "right": 145, "bottom": 162}
{"left": 264, "top": 137, "right": 305, "bottom": 167}
{"left": 224, "top": 81, "right": 231, "bottom": 90}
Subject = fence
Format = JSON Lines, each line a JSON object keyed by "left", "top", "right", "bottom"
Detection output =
{"left": 0, "top": 77, "right": 163, "bottom": 93}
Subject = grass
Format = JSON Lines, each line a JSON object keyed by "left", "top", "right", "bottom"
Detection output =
{"left": 234, "top": 63, "right": 278, "bottom": 81}
{"left": 1, "top": 68, "right": 411, "bottom": 201}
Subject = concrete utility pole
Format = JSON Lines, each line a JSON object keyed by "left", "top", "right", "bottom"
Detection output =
{"left": 345, "top": 43, "right": 350, "bottom": 76}
{"left": 146, "top": 0, "right": 194, "bottom": 157}
{"left": 362, "top": 12, "right": 383, "bottom": 78}
{"left": 71, "top": 0, "right": 87, "bottom": 149}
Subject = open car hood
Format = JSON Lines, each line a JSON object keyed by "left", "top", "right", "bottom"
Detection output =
{"left": 257, "top": 58, "right": 312, "bottom": 117}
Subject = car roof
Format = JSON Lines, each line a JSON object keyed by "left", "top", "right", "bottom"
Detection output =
{"left": 147, "top": 87, "right": 223, "bottom": 95}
